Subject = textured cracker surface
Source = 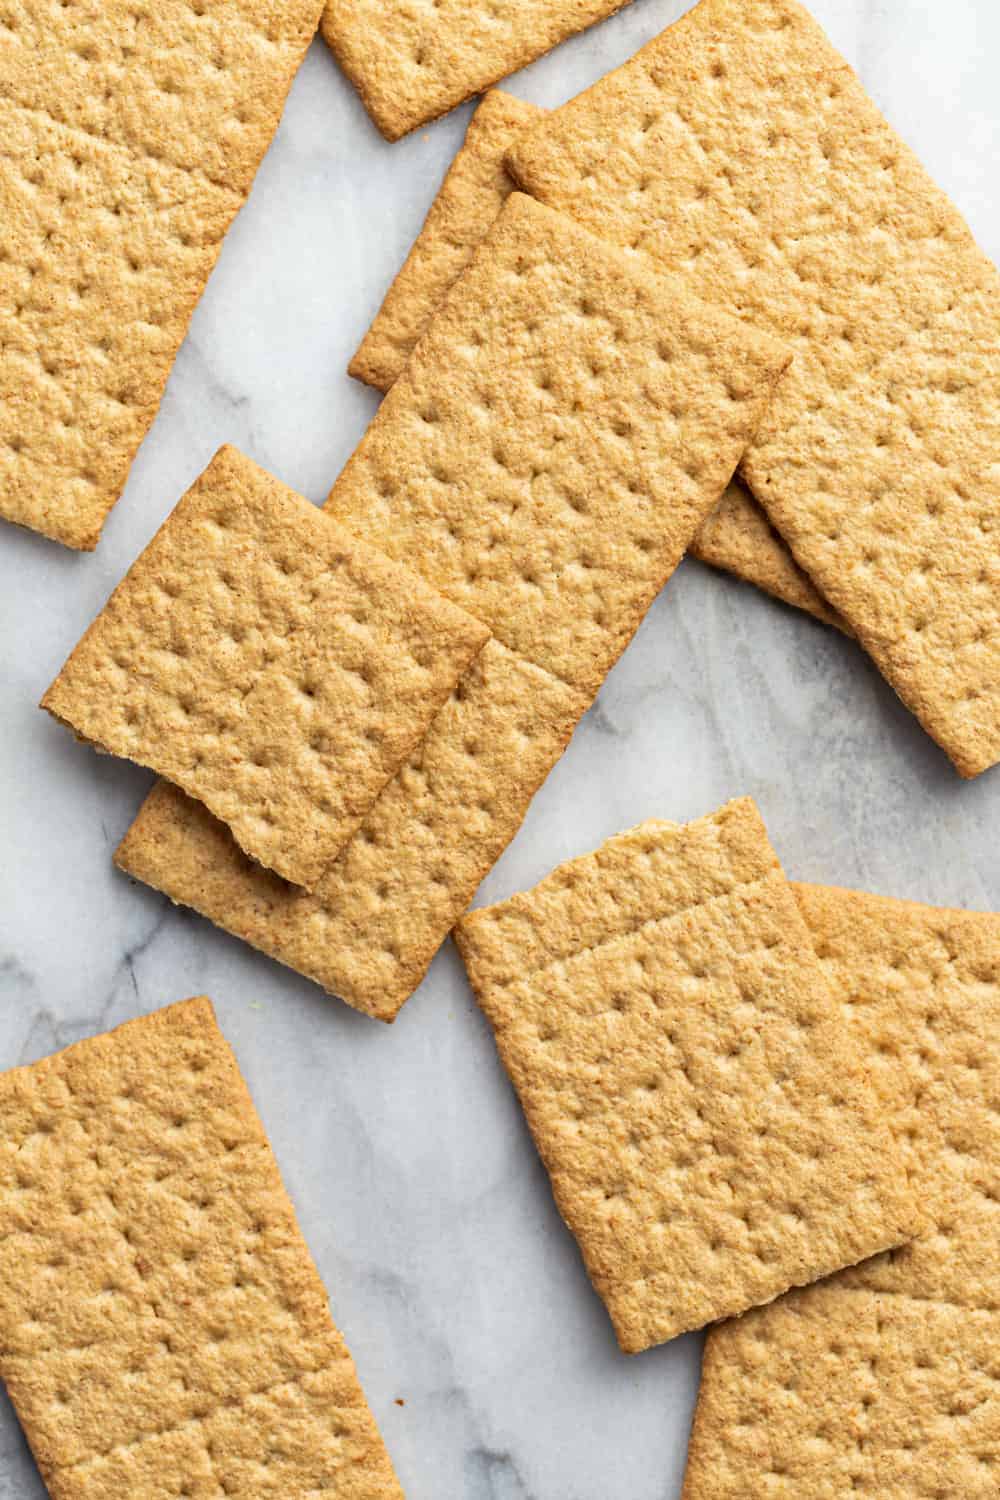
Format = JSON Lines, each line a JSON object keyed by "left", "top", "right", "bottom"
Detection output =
{"left": 44, "top": 447, "right": 488, "bottom": 893}
{"left": 319, "top": 0, "right": 632, "bottom": 141}
{"left": 683, "top": 886, "right": 1000, "bottom": 1497}
{"left": 510, "top": 0, "right": 1000, "bottom": 774}
{"left": 350, "top": 91, "right": 543, "bottom": 393}
{"left": 455, "top": 799, "right": 919, "bottom": 1353}
{"left": 351, "top": 96, "right": 839, "bottom": 631}
{"left": 116, "top": 193, "right": 789, "bottom": 1019}
{"left": 0, "top": 0, "right": 322, "bottom": 550}
{"left": 0, "top": 997, "right": 402, "bottom": 1499}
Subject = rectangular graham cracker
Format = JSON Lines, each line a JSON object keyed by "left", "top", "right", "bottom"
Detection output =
{"left": 683, "top": 886, "right": 1000, "bottom": 1497}
{"left": 115, "top": 192, "right": 791, "bottom": 1020}
{"left": 349, "top": 95, "right": 842, "bottom": 632}
{"left": 0, "top": 996, "right": 402, "bottom": 1500}
{"left": 320, "top": 0, "right": 633, "bottom": 142}
{"left": 453, "top": 799, "right": 920, "bottom": 1353}
{"left": 43, "top": 446, "right": 489, "bottom": 893}
{"left": 0, "top": 1, "right": 323, "bottom": 550}
{"left": 510, "top": 0, "right": 1000, "bottom": 773}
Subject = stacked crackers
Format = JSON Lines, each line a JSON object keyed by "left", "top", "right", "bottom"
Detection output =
{"left": 3, "top": 0, "right": 999, "bottom": 1497}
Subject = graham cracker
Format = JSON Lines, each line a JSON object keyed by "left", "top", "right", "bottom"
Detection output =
{"left": 0, "top": 1, "right": 323, "bottom": 550}
{"left": 116, "top": 192, "right": 790, "bottom": 1020}
{"left": 683, "top": 885, "right": 1000, "bottom": 1497}
{"left": 350, "top": 90, "right": 544, "bottom": 393}
{"left": 319, "top": 0, "right": 633, "bottom": 142}
{"left": 509, "top": 0, "right": 1000, "bottom": 774}
{"left": 43, "top": 446, "right": 489, "bottom": 893}
{"left": 0, "top": 996, "right": 402, "bottom": 1499}
{"left": 454, "top": 799, "right": 920, "bottom": 1354}
{"left": 350, "top": 98, "right": 842, "bottom": 634}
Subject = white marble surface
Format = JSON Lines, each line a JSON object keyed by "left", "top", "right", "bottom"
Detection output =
{"left": 2, "top": 2, "right": 999, "bottom": 1495}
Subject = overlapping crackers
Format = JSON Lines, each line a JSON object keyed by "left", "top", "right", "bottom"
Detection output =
{"left": 116, "top": 194, "right": 791, "bottom": 1019}
{"left": 0, "top": 997, "right": 402, "bottom": 1499}
{"left": 0, "top": 0, "right": 323, "bottom": 549}
{"left": 510, "top": 0, "right": 1000, "bottom": 773}
{"left": 43, "top": 447, "right": 489, "bottom": 892}
{"left": 456, "top": 799, "right": 920, "bottom": 1353}
{"left": 683, "top": 886, "right": 1000, "bottom": 1496}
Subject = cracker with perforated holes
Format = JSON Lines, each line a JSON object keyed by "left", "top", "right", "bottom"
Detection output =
{"left": 510, "top": 0, "right": 1000, "bottom": 773}
{"left": 0, "top": 996, "right": 402, "bottom": 1500}
{"left": 115, "top": 192, "right": 790, "bottom": 1020}
{"left": 43, "top": 446, "right": 490, "bottom": 892}
{"left": 319, "top": 0, "right": 633, "bottom": 142}
{"left": 0, "top": 0, "right": 323, "bottom": 549}
{"left": 350, "top": 90, "right": 544, "bottom": 393}
{"left": 454, "top": 799, "right": 920, "bottom": 1353}
{"left": 683, "top": 884, "right": 1000, "bottom": 1497}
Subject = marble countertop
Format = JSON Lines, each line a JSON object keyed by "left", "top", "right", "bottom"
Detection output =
{"left": 2, "top": 2, "right": 999, "bottom": 1495}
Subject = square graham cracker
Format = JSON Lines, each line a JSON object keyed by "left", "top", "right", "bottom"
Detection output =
{"left": 683, "top": 886, "right": 1000, "bottom": 1497}
{"left": 454, "top": 799, "right": 920, "bottom": 1353}
{"left": 115, "top": 192, "right": 790, "bottom": 1020}
{"left": 0, "top": 996, "right": 402, "bottom": 1499}
{"left": 348, "top": 96, "right": 842, "bottom": 632}
{"left": 320, "top": 0, "right": 633, "bottom": 142}
{"left": 0, "top": 1, "right": 323, "bottom": 550}
{"left": 43, "top": 446, "right": 489, "bottom": 892}
{"left": 510, "top": 0, "right": 1000, "bottom": 774}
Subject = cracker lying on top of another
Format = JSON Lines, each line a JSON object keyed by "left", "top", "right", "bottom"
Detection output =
{"left": 43, "top": 447, "right": 489, "bottom": 892}
{"left": 510, "top": 0, "right": 1000, "bottom": 774}
{"left": 455, "top": 797, "right": 921, "bottom": 1353}
{"left": 116, "top": 194, "right": 792, "bottom": 1021}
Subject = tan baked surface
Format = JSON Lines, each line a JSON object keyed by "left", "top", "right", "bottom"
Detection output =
{"left": 117, "top": 193, "right": 787, "bottom": 1020}
{"left": 115, "top": 640, "right": 587, "bottom": 1022}
{"left": 455, "top": 799, "right": 919, "bottom": 1353}
{"left": 329, "top": 192, "right": 790, "bottom": 700}
{"left": 510, "top": 0, "right": 1000, "bottom": 772}
{"left": 683, "top": 885, "right": 1000, "bottom": 1497}
{"left": 691, "top": 479, "right": 848, "bottom": 634}
{"left": 43, "top": 446, "right": 489, "bottom": 893}
{"left": 350, "top": 91, "right": 544, "bottom": 393}
{"left": 0, "top": 997, "right": 402, "bottom": 1499}
{"left": 0, "top": 1, "right": 322, "bottom": 550}
{"left": 319, "top": 0, "right": 632, "bottom": 141}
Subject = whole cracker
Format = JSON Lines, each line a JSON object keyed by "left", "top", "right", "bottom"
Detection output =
{"left": 43, "top": 446, "right": 489, "bottom": 893}
{"left": 455, "top": 800, "right": 920, "bottom": 1353}
{"left": 510, "top": 0, "right": 1000, "bottom": 774}
{"left": 348, "top": 97, "right": 842, "bottom": 631}
{"left": 116, "top": 192, "right": 790, "bottom": 1020}
{"left": 683, "top": 885, "right": 1000, "bottom": 1496}
{"left": 319, "top": 0, "right": 634, "bottom": 142}
{"left": 350, "top": 90, "right": 544, "bottom": 393}
{"left": 0, "top": 1, "right": 323, "bottom": 550}
{"left": 0, "top": 996, "right": 402, "bottom": 1499}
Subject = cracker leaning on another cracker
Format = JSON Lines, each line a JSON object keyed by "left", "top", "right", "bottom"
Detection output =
{"left": 0, "top": 997, "right": 403, "bottom": 1500}
{"left": 0, "top": 0, "right": 323, "bottom": 550}
{"left": 683, "top": 886, "right": 1000, "bottom": 1497}
{"left": 42, "top": 447, "right": 490, "bottom": 893}
{"left": 350, "top": 90, "right": 844, "bottom": 633}
{"left": 455, "top": 798, "right": 920, "bottom": 1353}
{"left": 510, "top": 0, "right": 1000, "bottom": 773}
{"left": 116, "top": 194, "right": 791, "bottom": 1020}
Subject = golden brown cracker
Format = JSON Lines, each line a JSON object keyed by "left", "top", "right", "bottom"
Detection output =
{"left": 683, "top": 885, "right": 1000, "bottom": 1497}
{"left": 0, "top": 997, "right": 402, "bottom": 1499}
{"left": 350, "top": 90, "right": 544, "bottom": 393}
{"left": 455, "top": 801, "right": 919, "bottom": 1353}
{"left": 116, "top": 193, "right": 789, "bottom": 1019}
{"left": 0, "top": 1, "right": 323, "bottom": 549}
{"left": 44, "top": 446, "right": 489, "bottom": 892}
{"left": 320, "top": 0, "right": 633, "bottom": 141}
{"left": 510, "top": 0, "right": 1000, "bottom": 772}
